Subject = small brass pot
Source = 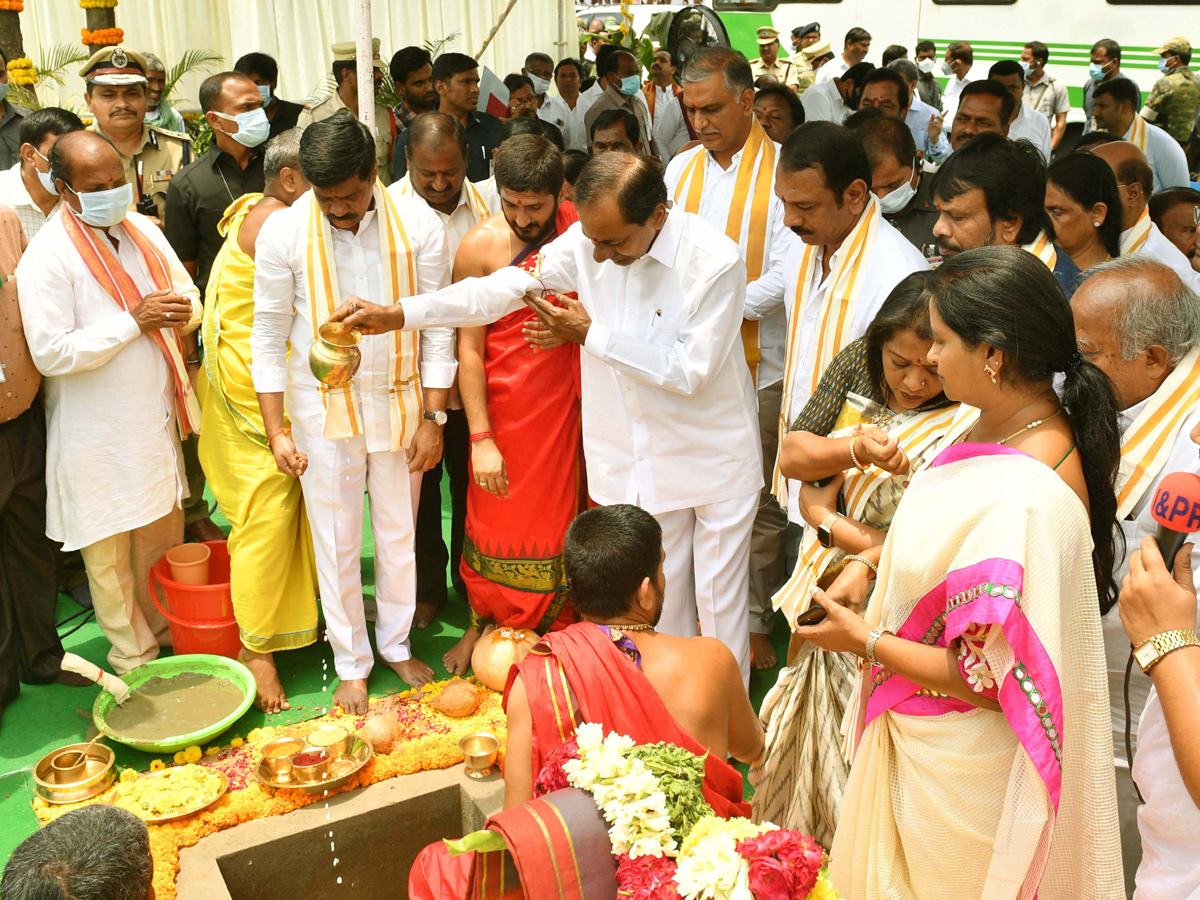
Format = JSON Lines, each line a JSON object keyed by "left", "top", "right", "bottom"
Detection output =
{"left": 459, "top": 732, "right": 500, "bottom": 779}
{"left": 309, "top": 322, "right": 362, "bottom": 387}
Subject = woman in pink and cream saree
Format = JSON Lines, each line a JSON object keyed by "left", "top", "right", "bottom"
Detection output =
{"left": 797, "top": 247, "right": 1126, "bottom": 900}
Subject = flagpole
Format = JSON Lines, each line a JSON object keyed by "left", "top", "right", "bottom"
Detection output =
{"left": 355, "top": 0, "right": 375, "bottom": 136}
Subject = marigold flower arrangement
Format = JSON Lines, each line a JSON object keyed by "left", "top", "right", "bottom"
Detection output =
{"left": 81, "top": 27, "right": 123, "bottom": 46}
{"left": 543, "top": 722, "right": 838, "bottom": 900}
{"left": 6, "top": 58, "right": 36, "bottom": 86}
{"left": 80, "top": 0, "right": 119, "bottom": 7}
{"left": 0, "top": 1, "right": 25, "bottom": 12}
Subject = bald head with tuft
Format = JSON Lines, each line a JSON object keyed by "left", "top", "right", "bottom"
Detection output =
{"left": 48, "top": 129, "right": 123, "bottom": 195}
{"left": 1087, "top": 139, "right": 1154, "bottom": 229}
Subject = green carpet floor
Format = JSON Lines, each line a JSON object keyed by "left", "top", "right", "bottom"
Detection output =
{"left": 0, "top": 491, "right": 789, "bottom": 864}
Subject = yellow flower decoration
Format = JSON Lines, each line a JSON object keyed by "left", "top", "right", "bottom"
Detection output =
{"left": 0, "top": 1, "right": 26, "bottom": 11}
{"left": 182, "top": 745, "right": 202, "bottom": 764}
{"left": 80, "top": 0, "right": 119, "bottom": 7}
{"left": 229, "top": 737, "right": 243, "bottom": 748}
{"left": 149, "top": 760, "right": 167, "bottom": 772}
{"left": 118, "top": 768, "right": 137, "bottom": 783}
{"left": 173, "top": 750, "right": 186, "bottom": 765}
{"left": 203, "top": 746, "right": 220, "bottom": 756}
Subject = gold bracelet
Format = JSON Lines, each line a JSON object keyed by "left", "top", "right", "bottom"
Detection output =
{"left": 844, "top": 554, "right": 878, "bottom": 579}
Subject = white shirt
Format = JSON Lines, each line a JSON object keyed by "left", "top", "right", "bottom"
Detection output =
{"left": 800, "top": 79, "right": 848, "bottom": 124}
{"left": 0, "top": 162, "right": 59, "bottom": 240}
{"left": 1128, "top": 118, "right": 1191, "bottom": 194}
{"left": 664, "top": 140, "right": 799, "bottom": 390}
{"left": 941, "top": 68, "right": 982, "bottom": 122}
{"left": 397, "top": 175, "right": 498, "bottom": 261}
{"left": 1103, "top": 394, "right": 1200, "bottom": 762}
{"left": 539, "top": 94, "right": 588, "bottom": 153}
{"left": 780, "top": 217, "right": 929, "bottom": 522}
{"left": 16, "top": 211, "right": 201, "bottom": 550}
{"left": 905, "top": 97, "right": 951, "bottom": 162}
{"left": 1126, "top": 222, "right": 1200, "bottom": 292}
{"left": 405, "top": 206, "right": 763, "bottom": 513}
{"left": 815, "top": 56, "right": 850, "bottom": 84}
{"left": 647, "top": 85, "right": 692, "bottom": 162}
{"left": 250, "top": 189, "right": 456, "bottom": 453}
{"left": 1007, "top": 103, "right": 1053, "bottom": 163}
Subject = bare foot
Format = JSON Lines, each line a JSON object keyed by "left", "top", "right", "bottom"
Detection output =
{"left": 443, "top": 628, "right": 482, "bottom": 675}
{"left": 750, "top": 632, "right": 777, "bottom": 671}
{"left": 413, "top": 601, "right": 439, "bottom": 630}
{"left": 384, "top": 657, "right": 435, "bottom": 688}
{"left": 239, "top": 649, "right": 291, "bottom": 714}
{"left": 332, "top": 677, "right": 369, "bottom": 714}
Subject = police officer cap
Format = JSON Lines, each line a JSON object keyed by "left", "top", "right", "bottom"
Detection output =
{"left": 803, "top": 40, "right": 833, "bottom": 61}
{"left": 756, "top": 27, "right": 780, "bottom": 46}
{"left": 793, "top": 22, "right": 820, "bottom": 40}
{"left": 79, "top": 47, "right": 148, "bottom": 86}
{"left": 331, "top": 39, "right": 388, "bottom": 71}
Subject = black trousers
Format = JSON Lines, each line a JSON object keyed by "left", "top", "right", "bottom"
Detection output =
{"left": 0, "top": 406, "right": 65, "bottom": 709}
{"left": 414, "top": 408, "right": 469, "bottom": 605}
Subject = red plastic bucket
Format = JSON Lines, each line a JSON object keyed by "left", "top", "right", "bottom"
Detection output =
{"left": 149, "top": 541, "right": 241, "bottom": 659}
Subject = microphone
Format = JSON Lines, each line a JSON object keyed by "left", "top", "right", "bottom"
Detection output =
{"left": 1149, "top": 471, "right": 1200, "bottom": 573}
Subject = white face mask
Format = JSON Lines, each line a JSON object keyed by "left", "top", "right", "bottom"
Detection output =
{"left": 257, "top": 84, "right": 272, "bottom": 106}
{"left": 212, "top": 107, "right": 270, "bottom": 148}
{"left": 66, "top": 182, "right": 134, "bottom": 228}
{"left": 33, "top": 148, "right": 57, "bottom": 196}
{"left": 918, "top": 58, "right": 936, "bottom": 75}
{"left": 941, "top": 60, "right": 956, "bottom": 76}
{"left": 878, "top": 162, "right": 918, "bottom": 215}
{"left": 528, "top": 74, "right": 551, "bottom": 95}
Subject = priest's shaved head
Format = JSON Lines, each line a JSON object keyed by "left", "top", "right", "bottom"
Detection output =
{"left": 573, "top": 153, "right": 669, "bottom": 265}
{"left": 47, "top": 130, "right": 125, "bottom": 212}
{"left": 563, "top": 504, "right": 665, "bottom": 622}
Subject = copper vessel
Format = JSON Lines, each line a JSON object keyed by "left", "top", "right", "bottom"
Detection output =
{"left": 309, "top": 322, "right": 362, "bottom": 387}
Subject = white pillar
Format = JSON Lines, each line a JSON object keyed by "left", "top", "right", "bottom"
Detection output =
{"left": 355, "top": 0, "right": 375, "bottom": 135}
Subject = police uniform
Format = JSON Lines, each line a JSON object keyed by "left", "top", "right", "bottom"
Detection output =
{"left": 298, "top": 39, "right": 395, "bottom": 185}
{"left": 80, "top": 48, "right": 192, "bottom": 222}
{"left": 749, "top": 27, "right": 802, "bottom": 91}
{"left": 1144, "top": 37, "right": 1200, "bottom": 146}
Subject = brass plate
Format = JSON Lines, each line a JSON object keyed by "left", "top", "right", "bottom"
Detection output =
{"left": 114, "top": 767, "right": 229, "bottom": 824}
{"left": 255, "top": 737, "right": 372, "bottom": 794}
{"left": 33, "top": 743, "right": 116, "bottom": 805}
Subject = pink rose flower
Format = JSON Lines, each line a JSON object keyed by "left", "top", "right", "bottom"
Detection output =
{"left": 748, "top": 857, "right": 795, "bottom": 900}
{"left": 617, "top": 853, "right": 680, "bottom": 899}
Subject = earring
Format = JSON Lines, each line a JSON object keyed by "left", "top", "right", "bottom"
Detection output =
{"left": 1093, "top": 221, "right": 1101, "bottom": 228}
{"left": 985, "top": 365, "right": 998, "bottom": 385}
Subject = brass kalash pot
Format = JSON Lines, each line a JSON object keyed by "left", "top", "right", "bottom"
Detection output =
{"left": 309, "top": 322, "right": 362, "bottom": 386}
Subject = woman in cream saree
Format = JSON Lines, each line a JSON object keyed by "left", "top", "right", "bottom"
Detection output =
{"left": 796, "top": 248, "right": 1125, "bottom": 900}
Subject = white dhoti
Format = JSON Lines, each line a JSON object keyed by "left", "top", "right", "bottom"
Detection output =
{"left": 294, "top": 429, "right": 423, "bottom": 681}
{"left": 655, "top": 490, "right": 757, "bottom": 686}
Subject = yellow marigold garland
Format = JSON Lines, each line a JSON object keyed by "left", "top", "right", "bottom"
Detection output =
{"left": 6, "top": 58, "right": 36, "bottom": 86}
{"left": 34, "top": 678, "right": 508, "bottom": 900}
{"left": 0, "top": 1, "right": 25, "bottom": 11}
{"left": 81, "top": 27, "right": 123, "bottom": 46}
{"left": 80, "top": 0, "right": 119, "bottom": 7}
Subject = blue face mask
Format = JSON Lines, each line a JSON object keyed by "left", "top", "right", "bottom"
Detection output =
{"left": 33, "top": 148, "right": 56, "bottom": 196}
{"left": 619, "top": 74, "right": 641, "bottom": 96}
{"left": 213, "top": 107, "right": 270, "bottom": 148}
{"left": 257, "top": 84, "right": 272, "bottom": 106}
{"left": 66, "top": 182, "right": 134, "bottom": 228}
{"left": 1158, "top": 56, "right": 1172, "bottom": 74}
{"left": 1019, "top": 61, "right": 1032, "bottom": 77}
{"left": 1088, "top": 62, "right": 1109, "bottom": 82}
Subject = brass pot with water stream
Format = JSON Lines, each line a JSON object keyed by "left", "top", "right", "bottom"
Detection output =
{"left": 309, "top": 322, "right": 362, "bottom": 386}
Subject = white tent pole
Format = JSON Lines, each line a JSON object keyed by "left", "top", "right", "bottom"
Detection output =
{"left": 475, "top": 0, "right": 522, "bottom": 61}
{"left": 355, "top": 0, "right": 375, "bottom": 136}
{"left": 557, "top": 0, "right": 566, "bottom": 58}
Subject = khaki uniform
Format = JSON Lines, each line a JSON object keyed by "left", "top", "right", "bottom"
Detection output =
{"left": 1144, "top": 67, "right": 1200, "bottom": 145}
{"left": 88, "top": 121, "right": 192, "bottom": 221}
{"left": 750, "top": 56, "right": 804, "bottom": 91}
{"left": 299, "top": 92, "right": 395, "bottom": 185}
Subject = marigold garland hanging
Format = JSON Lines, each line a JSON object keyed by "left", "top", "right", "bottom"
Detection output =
{"left": 6, "top": 58, "right": 37, "bottom": 86}
{"left": 80, "top": 0, "right": 119, "bottom": 7}
{"left": 81, "top": 26, "right": 123, "bottom": 46}
{"left": 0, "top": 0, "right": 25, "bottom": 11}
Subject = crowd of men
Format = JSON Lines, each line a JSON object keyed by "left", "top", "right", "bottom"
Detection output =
{"left": 1, "top": 17, "right": 1200, "bottom": 900}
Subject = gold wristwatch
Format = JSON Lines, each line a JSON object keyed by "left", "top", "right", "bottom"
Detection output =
{"left": 1133, "top": 629, "right": 1200, "bottom": 673}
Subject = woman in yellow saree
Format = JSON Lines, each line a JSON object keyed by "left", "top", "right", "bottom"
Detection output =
{"left": 797, "top": 247, "right": 1126, "bottom": 899}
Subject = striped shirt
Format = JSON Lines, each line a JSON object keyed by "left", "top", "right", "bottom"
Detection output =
{"left": 0, "top": 162, "right": 58, "bottom": 240}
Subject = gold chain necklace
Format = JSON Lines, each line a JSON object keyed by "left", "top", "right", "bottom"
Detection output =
{"left": 996, "top": 408, "right": 1062, "bottom": 445}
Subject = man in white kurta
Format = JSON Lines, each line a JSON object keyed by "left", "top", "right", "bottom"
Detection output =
{"left": 774, "top": 121, "right": 928, "bottom": 526}
{"left": 665, "top": 47, "right": 799, "bottom": 667}
{"left": 1070, "top": 256, "right": 1200, "bottom": 891}
{"left": 250, "top": 112, "right": 455, "bottom": 711}
{"left": 17, "top": 131, "right": 201, "bottom": 674}
{"left": 333, "top": 153, "right": 762, "bottom": 684}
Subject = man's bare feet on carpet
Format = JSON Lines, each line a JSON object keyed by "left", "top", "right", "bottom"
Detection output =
{"left": 239, "top": 648, "right": 291, "bottom": 714}
{"left": 333, "top": 677, "right": 369, "bottom": 714}
{"left": 385, "top": 658, "right": 435, "bottom": 688}
{"left": 750, "top": 632, "right": 777, "bottom": 670}
{"left": 443, "top": 628, "right": 482, "bottom": 675}
{"left": 413, "top": 601, "right": 439, "bottom": 630}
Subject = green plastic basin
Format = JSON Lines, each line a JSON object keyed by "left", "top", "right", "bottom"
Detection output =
{"left": 92, "top": 654, "right": 255, "bottom": 754}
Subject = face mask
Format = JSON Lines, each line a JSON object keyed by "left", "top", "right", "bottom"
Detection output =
{"left": 1088, "top": 62, "right": 1109, "bottom": 82}
{"left": 257, "top": 84, "right": 272, "bottom": 106}
{"left": 940, "top": 60, "right": 955, "bottom": 77}
{"left": 878, "top": 164, "right": 917, "bottom": 215}
{"left": 1019, "top": 61, "right": 1032, "bottom": 77}
{"left": 618, "top": 74, "right": 641, "bottom": 96}
{"left": 1158, "top": 56, "right": 1172, "bottom": 74}
{"left": 213, "top": 107, "right": 270, "bottom": 148}
{"left": 33, "top": 148, "right": 56, "bottom": 196}
{"left": 918, "top": 58, "right": 936, "bottom": 75}
{"left": 66, "top": 182, "right": 133, "bottom": 228}
{"left": 529, "top": 74, "right": 551, "bottom": 95}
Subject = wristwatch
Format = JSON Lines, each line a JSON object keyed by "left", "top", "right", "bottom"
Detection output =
{"left": 1133, "top": 629, "right": 1200, "bottom": 672}
{"left": 816, "top": 511, "right": 840, "bottom": 548}
{"left": 865, "top": 627, "right": 893, "bottom": 667}
{"left": 423, "top": 410, "right": 448, "bottom": 427}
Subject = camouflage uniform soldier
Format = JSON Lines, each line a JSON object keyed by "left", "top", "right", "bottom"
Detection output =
{"left": 1144, "top": 36, "right": 1200, "bottom": 147}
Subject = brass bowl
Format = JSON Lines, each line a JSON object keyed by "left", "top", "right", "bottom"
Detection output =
{"left": 261, "top": 737, "right": 305, "bottom": 778}
{"left": 306, "top": 725, "right": 351, "bottom": 760}
{"left": 309, "top": 322, "right": 362, "bottom": 387}
{"left": 33, "top": 742, "right": 116, "bottom": 804}
{"left": 291, "top": 748, "right": 330, "bottom": 784}
{"left": 459, "top": 732, "right": 500, "bottom": 779}
{"left": 255, "top": 737, "right": 372, "bottom": 794}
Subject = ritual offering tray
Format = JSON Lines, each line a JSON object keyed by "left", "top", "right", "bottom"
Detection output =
{"left": 110, "top": 764, "right": 229, "bottom": 824}
{"left": 93, "top": 654, "right": 255, "bottom": 754}
{"left": 32, "top": 742, "right": 116, "bottom": 805}
{"left": 255, "top": 733, "right": 371, "bottom": 795}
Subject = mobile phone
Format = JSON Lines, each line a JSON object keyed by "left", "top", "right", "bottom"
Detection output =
{"left": 794, "top": 605, "right": 827, "bottom": 627}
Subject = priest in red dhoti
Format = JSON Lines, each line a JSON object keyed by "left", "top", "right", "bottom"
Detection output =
{"left": 442, "top": 134, "right": 585, "bottom": 675}
{"left": 409, "top": 503, "right": 763, "bottom": 899}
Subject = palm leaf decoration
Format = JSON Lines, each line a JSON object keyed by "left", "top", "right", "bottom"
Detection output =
{"left": 163, "top": 49, "right": 224, "bottom": 101}
{"left": 423, "top": 32, "right": 459, "bottom": 59}
{"left": 34, "top": 44, "right": 90, "bottom": 88}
